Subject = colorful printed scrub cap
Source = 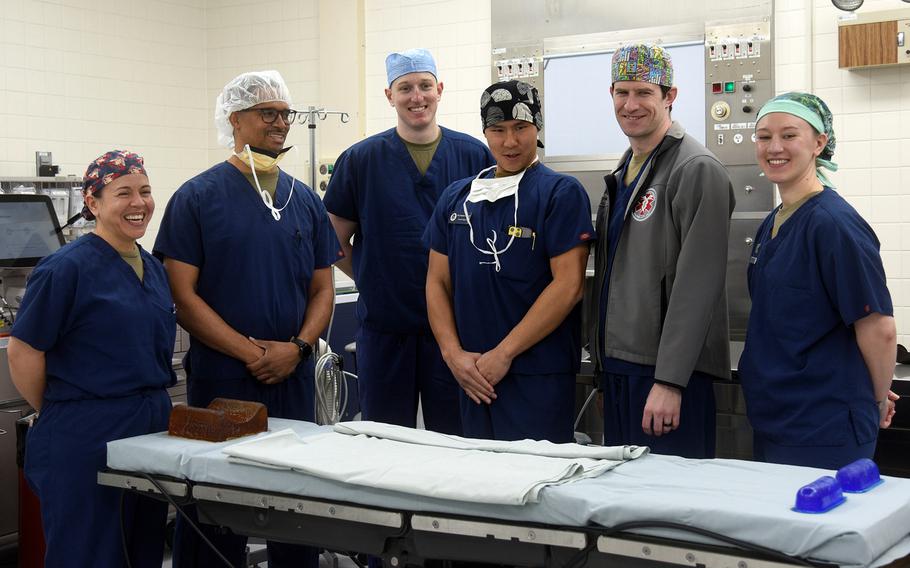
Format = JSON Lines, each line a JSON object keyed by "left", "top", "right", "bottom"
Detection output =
{"left": 81, "top": 150, "right": 147, "bottom": 220}
{"left": 611, "top": 44, "right": 674, "bottom": 87}
{"left": 480, "top": 80, "right": 544, "bottom": 147}
{"left": 385, "top": 48, "right": 437, "bottom": 86}
{"left": 215, "top": 70, "right": 292, "bottom": 148}
{"left": 756, "top": 92, "right": 838, "bottom": 187}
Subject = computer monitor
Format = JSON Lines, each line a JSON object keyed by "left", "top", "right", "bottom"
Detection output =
{"left": 0, "top": 194, "right": 67, "bottom": 268}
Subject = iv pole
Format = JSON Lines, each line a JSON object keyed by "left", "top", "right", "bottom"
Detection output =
{"left": 296, "top": 106, "right": 350, "bottom": 191}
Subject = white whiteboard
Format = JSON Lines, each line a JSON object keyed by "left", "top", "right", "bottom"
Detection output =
{"left": 543, "top": 43, "right": 706, "bottom": 157}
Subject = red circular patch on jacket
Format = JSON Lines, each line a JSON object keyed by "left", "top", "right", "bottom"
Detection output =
{"left": 632, "top": 188, "right": 657, "bottom": 222}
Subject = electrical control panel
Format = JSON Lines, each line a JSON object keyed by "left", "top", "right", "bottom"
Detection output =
{"left": 491, "top": 45, "right": 544, "bottom": 91}
{"left": 704, "top": 20, "right": 773, "bottom": 168}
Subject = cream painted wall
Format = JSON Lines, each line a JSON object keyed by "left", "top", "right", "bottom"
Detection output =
{"left": 775, "top": 0, "right": 910, "bottom": 346}
{"left": 0, "top": 0, "right": 209, "bottom": 248}
{"left": 363, "top": 0, "right": 492, "bottom": 141}
{"left": 0, "top": 0, "right": 359, "bottom": 248}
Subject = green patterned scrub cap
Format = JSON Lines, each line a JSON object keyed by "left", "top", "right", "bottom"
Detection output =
{"left": 611, "top": 44, "right": 673, "bottom": 87}
{"left": 756, "top": 92, "right": 837, "bottom": 187}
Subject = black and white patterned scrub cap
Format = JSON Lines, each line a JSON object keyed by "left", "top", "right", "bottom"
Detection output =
{"left": 480, "top": 80, "right": 544, "bottom": 147}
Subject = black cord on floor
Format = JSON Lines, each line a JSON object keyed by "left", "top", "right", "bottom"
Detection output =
{"left": 136, "top": 474, "right": 236, "bottom": 568}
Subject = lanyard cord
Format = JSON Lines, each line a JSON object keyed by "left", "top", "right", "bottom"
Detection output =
{"left": 243, "top": 144, "right": 297, "bottom": 221}
{"left": 462, "top": 165, "right": 519, "bottom": 272}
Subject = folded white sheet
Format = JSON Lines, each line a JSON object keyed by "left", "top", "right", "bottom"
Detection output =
{"left": 223, "top": 425, "right": 646, "bottom": 506}
{"left": 333, "top": 421, "right": 648, "bottom": 460}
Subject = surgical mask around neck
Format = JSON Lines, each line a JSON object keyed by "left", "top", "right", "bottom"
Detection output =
{"left": 235, "top": 144, "right": 298, "bottom": 221}
{"left": 462, "top": 164, "right": 526, "bottom": 272}
{"left": 233, "top": 145, "right": 291, "bottom": 172}
{"left": 466, "top": 159, "right": 537, "bottom": 203}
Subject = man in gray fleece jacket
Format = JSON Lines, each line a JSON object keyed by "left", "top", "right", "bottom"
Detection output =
{"left": 589, "top": 43, "right": 735, "bottom": 458}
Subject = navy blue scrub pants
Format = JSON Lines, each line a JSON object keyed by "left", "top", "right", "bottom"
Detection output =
{"left": 752, "top": 432, "right": 877, "bottom": 470}
{"left": 173, "top": 374, "right": 318, "bottom": 568}
{"left": 602, "top": 372, "right": 716, "bottom": 458}
{"left": 25, "top": 390, "right": 171, "bottom": 568}
{"left": 459, "top": 372, "right": 575, "bottom": 443}
{"left": 357, "top": 326, "right": 462, "bottom": 435}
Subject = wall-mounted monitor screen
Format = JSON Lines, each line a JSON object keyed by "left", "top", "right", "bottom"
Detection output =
{"left": 543, "top": 42, "right": 706, "bottom": 157}
{"left": 0, "top": 194, "right": 66, "bottom": 267}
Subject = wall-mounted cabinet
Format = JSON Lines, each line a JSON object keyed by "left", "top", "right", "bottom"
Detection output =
{"left": 838, "top": 9, "right": 910, "bottom": 68}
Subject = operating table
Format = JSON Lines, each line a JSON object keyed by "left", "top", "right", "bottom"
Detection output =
{"left": 101, "top": 418, "right": 910, "bottom": 568}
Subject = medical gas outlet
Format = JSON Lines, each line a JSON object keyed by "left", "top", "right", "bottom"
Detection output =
{"left": 317, "top": 160, "right": 335, "bottom": 194}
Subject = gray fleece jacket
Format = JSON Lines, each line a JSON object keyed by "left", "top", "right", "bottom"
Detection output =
{"left": 589, "top": 122, "right": 735, "bottom": 386}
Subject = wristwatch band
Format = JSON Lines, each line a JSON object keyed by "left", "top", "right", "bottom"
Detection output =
{"left": 290, "top": 337, "right": 313, "bottom": 361}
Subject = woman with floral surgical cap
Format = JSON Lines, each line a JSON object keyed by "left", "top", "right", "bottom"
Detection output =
{"left": 739, "top": 93, "right": 899, "bottom": 469}
{"left": 8, "top": 150, "right": 175, "bottom": 567}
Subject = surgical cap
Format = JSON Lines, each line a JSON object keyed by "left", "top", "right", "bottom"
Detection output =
{"left": 611, "top": 44, "right": 674, "bottom": 87}
{"left": 386, "top": 48, "right": 437, "bottom": 86}
{"left": 756, "top": 92, "right": 838, "bottom": 187}
{"left": 214, "top": 70, "right": 292, "bottom": 148}
{"left": 480, "top": 80, "right": 544, "bottom": 147}
{"left": 82, "top": 150, "right": 147, "bottom": 221}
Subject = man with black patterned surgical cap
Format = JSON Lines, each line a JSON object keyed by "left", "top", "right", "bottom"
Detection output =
{"left": 588, "top": 43, "right": 735, "bottom": 458}
{"left": 424, "top": 79, "right": 595, "bottom": 442}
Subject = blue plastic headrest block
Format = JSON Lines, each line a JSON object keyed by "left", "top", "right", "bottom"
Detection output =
{"left": 792, "top": 476, "right": 846, "bottom": 514}
{"left": 836, "top": 458, "right": 884, "bottom": 493}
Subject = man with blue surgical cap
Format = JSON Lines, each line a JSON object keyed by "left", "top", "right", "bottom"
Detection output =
{"left": 588, "top": 44, "right": 735, "bottom": 458}
{"left": 154, "top": 70, "right": 341, "bottom": 568}
{"left": 324, "top": 49, "right": 493, "bottom": 435}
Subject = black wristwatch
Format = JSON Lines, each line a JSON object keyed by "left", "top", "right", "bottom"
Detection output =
{"left": 290, "top": 337, "right": 313, "bottom": 361}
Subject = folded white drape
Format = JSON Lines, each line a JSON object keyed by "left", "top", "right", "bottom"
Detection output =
{"left": 224, "top": 422, "right": 647, "bottom": 505}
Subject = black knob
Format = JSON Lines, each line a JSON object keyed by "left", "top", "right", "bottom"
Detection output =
{"left": 742, "top": 84, "right": 752, "bottom": 92}
{"left": 743, "top": 105, "right": 753, "bottom": 113}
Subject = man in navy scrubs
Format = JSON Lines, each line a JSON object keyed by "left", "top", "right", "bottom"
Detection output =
{"left": 324, "top": 48, "right": 493, "bottom": 434}
{"left": 425, "top": 80, "right": 594, "bottom": 442}
{"left": 588, "top": 44, "right": 735, "bottom": 458}
{"left": 155, "top": 70, "right": 340, "bottom": 568}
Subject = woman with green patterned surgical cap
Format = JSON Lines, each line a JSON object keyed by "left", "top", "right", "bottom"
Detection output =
{"left": 738, "top": 91, "right": 899, "bottom": 469}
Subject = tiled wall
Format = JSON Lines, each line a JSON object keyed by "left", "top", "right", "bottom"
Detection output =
{"left": 0, "top": 0, "right": 209, "bottom": 247}
{"left": 776, "top": 0, "right": 910, "bottom": 345}
{"left": 203, "top": 0, "right": 322, "bottom": 167}
{"left": 363, "top": 0, "right": 492, "bottom": 141}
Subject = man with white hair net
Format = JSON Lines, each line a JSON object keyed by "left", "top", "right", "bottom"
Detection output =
{"left": 324, "top": 48, "right": 492, "bottom": 436}
{"left": 154, "top": 70, "right": 340, "bottom": 568}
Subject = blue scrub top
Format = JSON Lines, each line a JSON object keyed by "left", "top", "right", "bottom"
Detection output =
{"left": 324, "top": 127, "right": 493, "bottom": 334}
{"left": 12, "top": 233, "right": 177, "bottom": 401}
{"left": 739, "top": 188, "right": 892, "bottom": 447}
{"left": 154, "top": 162, "right": 342, "bottom": 381}
{"left": 424, "top": 163, "right": 595, "bottom": 374}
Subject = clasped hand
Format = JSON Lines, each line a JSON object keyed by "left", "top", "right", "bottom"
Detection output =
{"left": 246, "top": 338, "right": 300, "bottom": 384}
{"left": 445, "top": 347, "right": 513, "bottom": 405}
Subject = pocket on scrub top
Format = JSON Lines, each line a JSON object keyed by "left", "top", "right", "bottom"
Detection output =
{"left": 769, "top": 284, "right": 814, "bottom": 341}
{"left": 496, "top": 236, "right": 541, "bottom": 282}
{"left": 849, "top": 403, "right": 880, "bottom": 445}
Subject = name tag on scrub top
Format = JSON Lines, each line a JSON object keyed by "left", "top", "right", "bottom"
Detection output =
{"left": 507, "top": 225, "right": 536, "bottom": 250}
{"left": 449, "top": 212, "right": 469, "bottom": 225}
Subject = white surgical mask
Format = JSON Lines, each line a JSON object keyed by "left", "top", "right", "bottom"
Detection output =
{"left": 462, "top": 164, "right": 529, "bottom": 272}
{"left": 235, "top": 144, "right": 298, "bottom": 221}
